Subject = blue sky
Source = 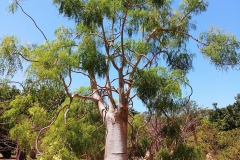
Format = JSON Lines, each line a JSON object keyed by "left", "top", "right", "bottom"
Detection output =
{"left": 0, "top": 0, "right": 240, "bottom": 111}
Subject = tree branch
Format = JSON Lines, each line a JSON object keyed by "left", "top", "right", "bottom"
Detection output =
{"left": 16, "top": 1, "right": 48, "bottom": 41}
{"left": 71, "top": 93, "right": 98, "bottom": 103}
{"left": 8, "top": 50, "right": 39, "bottom": 63}
{"left": 35, "top": 104, "right": 68, "bottom": 155}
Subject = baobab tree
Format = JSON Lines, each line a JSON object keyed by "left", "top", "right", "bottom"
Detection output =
{"left": 1, "top": 0, "right": 239, "bottom": 159}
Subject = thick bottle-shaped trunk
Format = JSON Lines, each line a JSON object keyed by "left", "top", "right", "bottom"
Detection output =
{"left": 104, "top": 111, "right": 128, "bottom": 160}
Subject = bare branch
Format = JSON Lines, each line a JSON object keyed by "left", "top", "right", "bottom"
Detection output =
{"left": 146, "top": 28, "right": 163, "bottom": 43}
{"left": 76, "top": 100, "right": 95, "bottom": 121}
{"left": 64, "top": 100, "right": 72, "bottom": 124}
{"left": 128, "top": 94, "right": 137, "bottom": 104}
{"left": 67, "top": 69, "right": 72, "bottom": 88}
{"left": 71, "top": 69, "right": 90, "bottom": 77}
{"left": 120, "top": 2, "right": 129, "bottom": 69}
{"left": 16, "top": 1, "right": 48, "bottom": 41}
{"left": 142, "top": 52, "right": 159, "bottom": 69}
{"left": 135, "top": 112, "right": 152, "bottom": 152}
{"left": 72, "top": 33, "right": 81, "bottom": 40}
{"left": 174, "top": 30, "right": 208, "bottom": 46}
{"left": 35, "top": 104, "right": 68, "bottom": 155}
{"left": 2, "top": 80, "right": 26, "bottom": 91}
{"left": 90, "top": 32, "right": 105, "bottom": 40}
{"left": 61, "top": 75, "right": 72, "bottom": 98}
{"left": 146, "top": 27, "right": 209, "bottom": 46}
{"left": 92, "top": 124, "right": 104, "bottom": 134}
{"left": 108, "top": 33, "right": 121, "bottom": 43}
{"left": 8, "top": 50, "right": 39, "bottom": 63}
{"left": 183, "top": 81, "right": 193, "bottom": 106}
{"left": 72, "top": 93, "right": 98, "bottom": 102}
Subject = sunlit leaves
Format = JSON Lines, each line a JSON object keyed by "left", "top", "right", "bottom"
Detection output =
{"left": 2, "top": 0, "right": 240, "bottom": 158}
{"left": 40, "top": 87, "right": 105, "bottom": 159}
{"left": 0, "top": 79, "right": 67, "bottom": 152}
{"left": 0, "top": 36, "right": 23, "bottom": 76}
{"left": 9, "top": 120, "right": 37, "bottom": 148}
{"left": 28, "top": 27, "right": 79, "bottom": 79}
{"left": 8, "top": 0, "right": 20, "bottom": 14}
{"left": 179, "top": 0, "right": 208, "bottom": 16}
{"left": 1, "top": 93, "right": 38, "bottom": 148}
{"left": 198, "top": 118, "right": 240, "bottom": 159}
{"left": 82, "top": 0, "right": 107, "bottom": 27}
{"left": 28, "top": 105, "right": 48, "bottom": 127}
{"left": 156, "top": 143, "right": 203, "bottom": 160}
{"left": 128, "top": 113, "right": 151, "bottom": 157}
{"left": 125, "top": 39, "right": 151, "bottom": 62}
{"left": 199, "top": 27, "right": 240, "bottom": 70}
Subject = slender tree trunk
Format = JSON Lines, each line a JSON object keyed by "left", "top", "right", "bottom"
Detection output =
{"left": 193, "top": 131, "right": 198, "bottom": 146}
{"left": 104, "top": 110, "right": 128, "bottom": 160}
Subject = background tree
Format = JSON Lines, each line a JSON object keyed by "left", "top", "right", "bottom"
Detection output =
{"left": 146, "top": 101, "right": 204, "bottom": 160}
{"left": 0, "top": 82, "right": 20, "bottom": 158}
{"left": 0, "top": 80, "right": 65, "bottom": 156}
{"left": 209, "top": 98, "right": 240, "bottom": 131}
{"left": 39, "top": 87, "right": 105, "bottom": 160}
{"left": 197, "top": 116, "right": 240, "bottom": 159}
{"left": 1, "top": 0, "right": 240, "bottom": 159}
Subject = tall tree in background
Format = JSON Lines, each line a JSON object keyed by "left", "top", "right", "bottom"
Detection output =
{"left": 1, "top": 0, "right": 240, "bottom": 159}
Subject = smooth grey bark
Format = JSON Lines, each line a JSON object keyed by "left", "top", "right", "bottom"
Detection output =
{"left": 104, "top": 111, "right": 128, "bottom": 160}
{"left": 91, "top": 78, "right": 129, "bottom": 160}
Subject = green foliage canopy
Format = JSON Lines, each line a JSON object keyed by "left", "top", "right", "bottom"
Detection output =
{"left": 1, "top": 0, "right": 240, "bottom": 159}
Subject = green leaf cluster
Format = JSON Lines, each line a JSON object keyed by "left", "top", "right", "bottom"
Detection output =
{"left": 197, "top": 118, "right": 240, "bottom": 159}
{"left": 133, "top": 67, "right": 188, "bottom": 111}
{"left": 128, "top": 113, "right": 151, "bottom": 157}
{"left": 200, "top": 27, "right": 240, "bottom": 70}
{"left": 0, "top": 36, "right": 23, "bottom": 76}
{"left": 54, "top": 0, "right": 114, "bottom": 28}
{"left": 209, "top": 100, "right": 240, "bottom": 131}
{"left": 156, "top": 144, "right": 203, "bottom": 160}
{"left": 39, "top": 87, "right": 105, "bottom": 159}
{"left": 28, "top": 32, "right": 78, "bottom": 79}
{"left": 78, "top": 35, "right": 109, "bottom": 78}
